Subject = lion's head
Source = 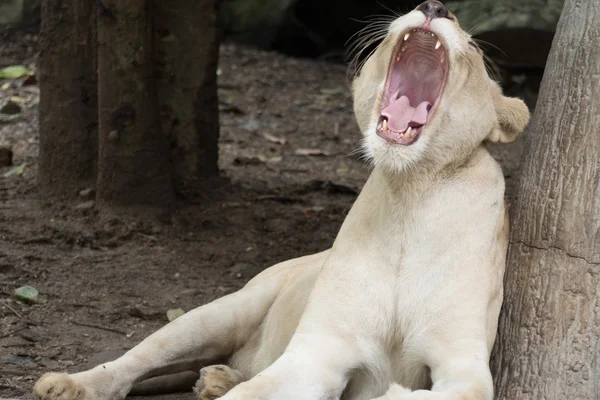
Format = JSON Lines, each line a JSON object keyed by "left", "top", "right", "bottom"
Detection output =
{"left": 352, "top": 0, "right": 530, "bottom": 172}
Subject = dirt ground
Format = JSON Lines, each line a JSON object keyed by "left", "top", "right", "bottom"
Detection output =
{"left": 0, "top": 28, "right": 526, "bottom": 399}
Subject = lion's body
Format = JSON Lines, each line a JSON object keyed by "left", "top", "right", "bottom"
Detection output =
{"left": 33, "top": 2, "right": 529, "bottom": 400}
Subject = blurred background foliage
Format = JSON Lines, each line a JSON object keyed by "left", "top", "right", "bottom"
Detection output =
{"left": 1, "top": 0, "right": 564, "bottom": 108}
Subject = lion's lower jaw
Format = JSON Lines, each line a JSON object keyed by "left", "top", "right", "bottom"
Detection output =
{"left": 362, "top": 129, "right": 428, "bottom": 174}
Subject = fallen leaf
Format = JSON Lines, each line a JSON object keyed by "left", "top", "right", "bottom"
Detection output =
{"left": 10, "top": 96, "right": 27, "bottom": 104}
{"left": 0, "top": 113, "right": 21, "bottom": 123}
{"left": 1, "top": 82, "right": 9, "bottom": 90}
{"left": 3, "top": 162, "right": 26, "bottom": 178}
{"left": 0, "top": 65, "right": 34, "bottom": 79}
{"left": 263, "top": 133, "right": 286, "bottom": 145}
{"left": 166, "top": 308, "right": 185, "bottom": 322}
{"left": 294, "top": 148, "right": 330, "bottom": 156}
{"left": 2, "top": 354, "right": 37, "bottom": 367}
{"left": 13, "top": 285, "right": 39, "bottom": 304}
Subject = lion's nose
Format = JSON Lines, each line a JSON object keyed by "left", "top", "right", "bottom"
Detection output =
{"left": 417, "top": 1, "right": 449, "bottom": 19}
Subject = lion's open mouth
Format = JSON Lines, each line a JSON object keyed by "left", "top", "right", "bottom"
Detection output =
{"left": 377, "top": 28, "right": 448, "bottom": 145}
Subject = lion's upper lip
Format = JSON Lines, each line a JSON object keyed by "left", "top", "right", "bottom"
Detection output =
{"left": 377, "top": 27, "right": 448, "bottom": 145}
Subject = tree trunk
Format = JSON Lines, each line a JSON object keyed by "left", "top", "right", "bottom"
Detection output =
{"left": 153, "top": 0, "right": 220, "bottom": 196}
{"left": 96, "top": 0, "right": 174, "bottom": 208}
{"left": 491, "top": 1, "right": 600, "bottom": 399}
{"left": 38, "top": 0, "right": 97, "bottom": 196}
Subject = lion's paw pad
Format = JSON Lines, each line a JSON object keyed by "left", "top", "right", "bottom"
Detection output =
{"left": 194, "top": 365, "right": 244, "bottom": 400}
{"left": 33, "top": 373, "right": 85, "bottom": 400}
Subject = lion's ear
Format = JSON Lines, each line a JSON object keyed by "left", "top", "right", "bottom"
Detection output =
{"left": 486, "top": 83, "right": 530, "bottom": 143}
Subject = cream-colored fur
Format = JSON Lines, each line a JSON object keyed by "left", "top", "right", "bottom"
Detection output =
{"left": 33, "top": 3, "right": 529, "bottom": 400}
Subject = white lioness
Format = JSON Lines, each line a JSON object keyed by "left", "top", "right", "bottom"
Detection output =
{"left": 33, "top": 1, "right": 529, "bottom": 399}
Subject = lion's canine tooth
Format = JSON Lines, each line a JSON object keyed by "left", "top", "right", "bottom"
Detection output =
{"left": 435, "top": 40, "right": 441, "bottom": 50}
{"left": 382, "top": 119, "right": 388, "bottom": 131}
{"left": 404, "top": 33, "right": 410, "bottom": 41}
{"left": 406, "top": 126, "right": 412, "bottom": 136}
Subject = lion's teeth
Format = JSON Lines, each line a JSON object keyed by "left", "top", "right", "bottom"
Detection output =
{"left": 435, "top": 40, "right": 441, "bottom": 50}
{"left": 404, "top": 33, "right": 410, "bottom": 41}
{"left": 382, "top": 119, "right": 388, "bottom": 131}
{"left": 406, "top": 127, "right": 412, "bottom": 136}
{"left": 441, "top": 54, "right": 445, "bottom": 63}
{"left": 396, "top": 53, "right": 401, "bottom": 62}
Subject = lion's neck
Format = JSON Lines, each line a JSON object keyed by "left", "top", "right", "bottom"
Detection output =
{"left": 333, "top": 146, "right": 491, "bottom": 250}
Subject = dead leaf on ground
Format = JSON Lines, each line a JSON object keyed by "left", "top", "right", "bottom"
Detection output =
{"left": 3, "top": 162, "right": 26, "bottom": 178}
{"left": 9, "top": 96, "right": 27, "bottom": 104}
{"left": 0, "top": 65, "right": 34, "bottom": 79}
{"left": 167, "top": 308, "right": 185, "bottom": 321}
{"left": 13, "top": 285, "right": 39, "bottom": 304}
{"left": 294, "top": 148, "right": 330, "bottom": 156}
{"left": 263, "top": 133, "right": 286, "bottom": 145}
{"left": 0, "top": 113, "right": 21, "bottom": 123}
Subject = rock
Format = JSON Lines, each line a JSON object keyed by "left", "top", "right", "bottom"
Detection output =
{"left": 0, "top": 147, "right": 12, "bottom": 167}
{"left": 75, "top": 200, "right": 95, "bottom": 210}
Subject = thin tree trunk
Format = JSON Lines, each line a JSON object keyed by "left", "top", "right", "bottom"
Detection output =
{"left": 38, "top": 0, "right": 97, "bottom": 196}
{"left": 96, "top": 0, "right": 174, "bottom": 208}
{"left": 491, "top": 1, "right": 600, "bottom": 398}
{"left": 153, "top": 0, "right": 220, "bottom": 196}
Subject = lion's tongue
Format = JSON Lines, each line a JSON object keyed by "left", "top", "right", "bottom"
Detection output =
{"left": 382, "top": 96, "right": 430, "bottom": 132}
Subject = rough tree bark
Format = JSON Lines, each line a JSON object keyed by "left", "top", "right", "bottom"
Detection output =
{"left": 96, "top": 0, "right": 174, "bottom": 207}
{"left": 154, "top": 0, "right": 220, "bottom": 195}
{"left": 38, "top": 0, "right": 220, "bottom": 209}
{"left": 38, "top": 0, "right": 97, "bottom": 196}
{"left": 491, "top": 1, "right": 600, "bottom": 399}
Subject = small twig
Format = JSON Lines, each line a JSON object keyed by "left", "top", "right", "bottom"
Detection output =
{"left": 0, "top": 300, "right": 22, "bottom": 318}
{"left": 71, "top": 321, "right": 127, "bottom": 335}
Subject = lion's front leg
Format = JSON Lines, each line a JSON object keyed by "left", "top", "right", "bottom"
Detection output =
{"left": 33, "top": 281, "right": 280, "bottom": 400}
{"left": 219, "top": 332, "right": 359, "bottom": 400}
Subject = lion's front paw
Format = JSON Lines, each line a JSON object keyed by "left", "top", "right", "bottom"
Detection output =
{"left": 33, "top": 373, "right": 85, "bottom": 400}
{"left": 194, "top": 365, "right": 245, "bottom": 400}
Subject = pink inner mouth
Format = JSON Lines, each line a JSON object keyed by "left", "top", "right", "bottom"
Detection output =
{"left": 377, "top": 28, "right": 448, "bottom": 145}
